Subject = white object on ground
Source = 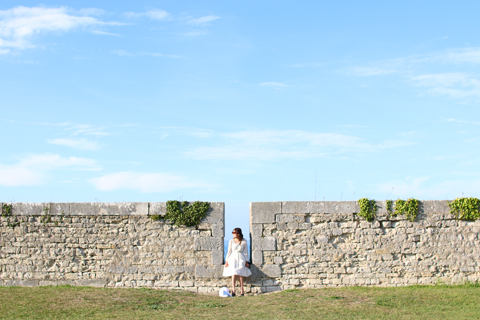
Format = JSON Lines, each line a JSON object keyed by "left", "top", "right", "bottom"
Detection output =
{"left": 219, "top": 287, "right": 232, "bottom": 297}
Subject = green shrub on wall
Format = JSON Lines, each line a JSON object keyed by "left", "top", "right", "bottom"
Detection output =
{"left": 448, "top": 197, "right": 480, "bottom": 220}
{"left": 151, "top": 201, "right": 210, "bottom": 227}
{"left": 386, "top": 200, "right": 393, "bottom": 215}
{"left": 1, "top": 203, "right": 19, "bottom": 228}
{"left": 391, "top": 199, "right": 419, "bottom": 222}
{"left": 357, "top": 198, "right": 420, "bottom": 222}
{"left": 357, "top": 198, "right": 377, "bottom": 222}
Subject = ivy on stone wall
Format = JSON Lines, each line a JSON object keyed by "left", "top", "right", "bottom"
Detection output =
{"left": 2, "top": 203, "right": 19, "bottom": 228}
{"left": 357, "top": 198, "right": 420, "bottom": 222}
{"left": 448, "top": 197, "right": 480, "bottom": 220}
{"left": 151, "top": 201, "right": 210, "bottom": 227}
{"left": 357, "top": 198, "right": 377, "bottom": 221}
{"left": 392, "top": 198, "right": 419, "bottom": 222}
{"left": 40, "top": 203, "right": 53, "bottom": 225}
{"left": 386, "top": 200, "right": 393, "bottom": 216}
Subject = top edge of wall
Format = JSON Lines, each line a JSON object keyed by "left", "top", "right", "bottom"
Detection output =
{"left": 0, "top": 202, "right": 225, "bottom": 218}
{"left": 250, "top": 200, "right": 453, "bottom": 215}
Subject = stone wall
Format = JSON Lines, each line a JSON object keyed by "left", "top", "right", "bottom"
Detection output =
{"left": 0, "top": 202, "right": 226, "bottom": 293}
{"left": 3, "top": 200, "right": 479, "bottom": 295}
{"left": 248, "top": 201, "right": 480, "bottom": 292}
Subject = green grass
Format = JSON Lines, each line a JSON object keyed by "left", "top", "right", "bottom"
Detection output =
{"left": 1, "top": 284, "right": 480, "bottom": 319}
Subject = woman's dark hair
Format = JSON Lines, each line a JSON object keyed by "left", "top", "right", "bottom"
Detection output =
{"left": 232, "top": 228, "right": 243, "bottom": 241}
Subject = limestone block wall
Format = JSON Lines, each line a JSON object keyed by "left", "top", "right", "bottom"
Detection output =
{"left": 249, "top": 201, "right": 480, "bottom": 292}
{"left": 0, "top": 202, "right": 227, "bottom": 293}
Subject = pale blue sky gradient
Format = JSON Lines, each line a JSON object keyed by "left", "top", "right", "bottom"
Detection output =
{"left": 1, "top": 1, "right": 480, "bottom": 233}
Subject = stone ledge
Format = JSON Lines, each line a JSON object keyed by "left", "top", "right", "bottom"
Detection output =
{"left": 4, "top": 202, "right": 225, "bottom": 219}
{"left": 282, "top": 201, "right": 325, "bottom": 214}
{"left": 250, "top": 202, "right": 281, "bottom": 223}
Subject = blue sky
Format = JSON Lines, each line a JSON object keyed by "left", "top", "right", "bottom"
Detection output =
{"left": 1, "top": 1, "right": 480, "bottom": 233}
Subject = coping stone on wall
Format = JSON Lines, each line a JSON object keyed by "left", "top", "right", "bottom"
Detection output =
{"left": 433, "top": 200, "right": 451, "bottom": 214}
{"left": 420, "top": 200, "right": 435, "bottom": 215}
{"left": 251, "top": 202, "right": 281, "bottom": 223}
{"left": 201, "top": 202, "right": 225, "bottom": 224}
{"left": 9, "top": 203, "right": 49, "bottom": 216}
{"left": 65, "top": 203, "right": 149, "bottom": 216}
{"left": 282, "top": 201, "right": 326, "bottom": 214}
{"left": 149, "top": 202, "right": 166, "bottom": 216}
{"left": 324, "top": 201, "right": 357, "bottom": 214}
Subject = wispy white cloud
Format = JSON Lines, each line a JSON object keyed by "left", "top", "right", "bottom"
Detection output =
{"left": 344, "top": 47, "right": 480, "bottom": 79}
{"left": 111, "top": 49, "right": 182, "bottom": 59}
{"left": 443, "top": 118, "right": 480, "bottom": 125}
{"left": 290, "top": 62, "right": 323, "bottom": 68}
{"left": 0, "top": 153, "right": 98, "bottom": 186}
{"left": 183, "top": 129, "right": 413, "bottom": 161}
{"left": 410, "top": 73, "right": 480, "bottom": 98}
{"left": 48, "top": 138, "right": 100, "bottom": 150}
{"left": 159, "top": 126, "right": 215, "bottom": 138}
{"left": 335, "top": 124, "right": 369, "bottom": 128}
{"left": 397, "top": 131, "right": 419, "bottom": 137}
{"left": 0, "top": 6, "right": 123, "bottom": 53}
{"left": 344, "top": 47, "right": 480, "bottom": 100}
{"left": 123, "top": 10, "right": 170, "bottom": 20}
{"left": 425, "top": 47, "right": 480, "bottom": 64}
{"left": 89, "top": 172, "right": 212, "bottom": 193}
{"left": 187, "top": 15, "right": 220, "bottom": 25}
{"left": 77, "top": 8, "right": 106, "bottom": 16}
{"left": 259, "top": 82, "right": 288, "bottom": 89}
{"left": 377, "top": 176, "right": 480, "bottom": 199}
{"left": 181, "top": 30, "right": 207, "bottom": 36}
{"left": 91, "top": 30, "right": 121, "bottom": 37}
{"left": 27, "top": 122, "right": 109, "bottom": 136}
{"left": 344, "top": 67, "right": 396, "bottom": 76}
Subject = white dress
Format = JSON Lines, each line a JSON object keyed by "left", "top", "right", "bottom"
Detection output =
{"left": 223, "top": 239, "right": 252, "bottom": 277}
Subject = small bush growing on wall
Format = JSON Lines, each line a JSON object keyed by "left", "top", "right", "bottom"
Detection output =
{"left": 2, "top": 203, "right": 19, "bottom": 228}
{"left": 392, "top": 198, "right": 419, "bottom": 222}
{"left": 151, "top": 201, "right": 210, "bottom": 227}
{"left": 386, "top": 200, "right": 393, "bottom": 216}
{"left": 357, "top": 198, "right": 377, "bottom": 221}
{"left": 448, "top": 197, "right": 480, "bottom": 220}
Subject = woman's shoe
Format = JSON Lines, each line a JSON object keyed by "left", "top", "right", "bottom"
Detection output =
{"left": 231, "top": 292, "right": 236, "bottom": 297}
{"left": 240, "top": 293, "right": 244, "bottom": 296}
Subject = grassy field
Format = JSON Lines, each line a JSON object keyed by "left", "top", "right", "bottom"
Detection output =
{"left": 1, "top": 284, "right": 479, "bottom": 319}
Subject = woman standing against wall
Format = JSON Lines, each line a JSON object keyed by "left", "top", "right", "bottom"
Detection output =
{"left": 223, "top": 228, "right": 251, "bottom": 296}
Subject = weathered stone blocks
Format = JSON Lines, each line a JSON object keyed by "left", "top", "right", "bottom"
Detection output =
{"left": 1, "top": 202, "right": 225, "bottom": 293}
{"left": 249, "top": 200, "right": 477, "bottom": 292}
{"left": 250, "top": 202, "right": 281, "bottom": 223}
{"left": 194, "top": 237, "right": 223, "bottom": 251}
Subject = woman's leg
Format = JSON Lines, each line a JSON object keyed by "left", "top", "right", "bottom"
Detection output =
{"left": 231, "top": 275, "right": 236, "bottom": 294}
{"left": 239, "top": 276, "right": 244, "bottom": 294}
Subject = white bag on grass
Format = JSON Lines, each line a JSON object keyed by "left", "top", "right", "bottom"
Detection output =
{"left": 219, "top": 287, "right": 232, "bottom": 297}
